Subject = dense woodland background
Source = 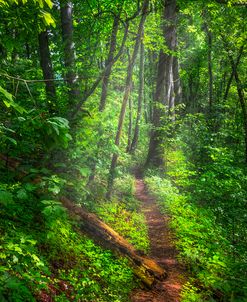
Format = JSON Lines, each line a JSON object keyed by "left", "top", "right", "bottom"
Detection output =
{"left": 0, "top": 0, "right": 246, "bottom": 301}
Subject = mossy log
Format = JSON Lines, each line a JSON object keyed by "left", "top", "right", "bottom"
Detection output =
{"left": 60, "top": 196, "right": 167, "bottom": 287}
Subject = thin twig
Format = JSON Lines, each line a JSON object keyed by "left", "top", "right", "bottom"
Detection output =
{"left": 0, "top": 73, "right": 94, "bottom": 83}
{"left": 24, "top": 80, "right": 36, "bottom": 106}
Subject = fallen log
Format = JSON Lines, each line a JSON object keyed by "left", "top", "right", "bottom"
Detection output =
{"left": 60, "top": 196, "right": 167, "bottom": 287}
{"left": 0, "top": 154, "right": 167, "bottom": 287}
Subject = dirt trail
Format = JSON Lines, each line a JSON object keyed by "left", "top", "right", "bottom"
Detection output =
{"left": 131, "top": 178, "right": 186, "bottom": 302}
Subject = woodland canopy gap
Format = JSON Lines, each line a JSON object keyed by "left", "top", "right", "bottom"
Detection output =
{"left": 0, "top": 0, "right": 246, "bottom": 301}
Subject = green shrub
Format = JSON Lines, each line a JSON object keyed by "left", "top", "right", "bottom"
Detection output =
{"left": 0, "top": 179, "right": 136, "bottom": 302}
{"left": 145, "top": 175, "right": 247, "bottom": 301}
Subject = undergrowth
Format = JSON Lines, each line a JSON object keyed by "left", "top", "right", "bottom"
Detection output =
{"left": 93, "top": 174, "right": 149, "bottom": 253}
{"left": 145, "top": 147, "right": 247, "bottom": 302}
{"left": 0, "top": 177, "right": 135, "bottom": 302}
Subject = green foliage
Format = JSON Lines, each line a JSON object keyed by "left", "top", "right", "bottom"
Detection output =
{"left": 181, "top": 281, "right": 205, "bottom": 302}
{"left": 0, "top": 179, "right": 135, "bottom": 302}
{"left": 45, "top": 117, "right": 72, "bottom": 148}
{"left": 89, "top": 174, "right": 149, "bottom": 253}
{"left": 146, "top": 145, "right": 247, "bottom": 301}
{"left": 0, "top": 0, "right": 246, "bottom": 301}
{"left": 96, "top": 199, "right": 149, "bottom": 253}
{"left": 0, "top": 86, "right": 27, "bottom": 114}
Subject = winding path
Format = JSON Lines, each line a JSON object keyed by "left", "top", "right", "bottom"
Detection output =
{"left": 131, "top": 178, "right": 186, "bottom": 302}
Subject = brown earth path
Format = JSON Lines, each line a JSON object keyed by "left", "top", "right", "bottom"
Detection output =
{"left": 130, "top": 177, "right": 186, "bottom": 302}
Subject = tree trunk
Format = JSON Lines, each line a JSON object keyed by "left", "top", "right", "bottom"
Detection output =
{"left": 106, "top": 0, "right": 149, "bottom": 198}
{"left": 38, "top": 30, "right": 57, "bottom": 112}
{"left": 173, "top": 55, "right": 182, "bottom": 105}
{"left": 99, "top": 14, "right": 121, "bottom": 111}
{"left": 70, "top": 22, "right": 129, "bottom": 120}
{"left": 234, "top": 70, "right": 247, "bottom": 164}
{"left": 223, "top": 45, "right": 244, "bottom": 100}
{"left": 130, "top": 40, "right": 145, "bottom": 153}
{"left": 204, "top": 23, "right": 213, "bottom": 111}
{"left": 222, "top": 38, "right": 246, "bottom": 163}
{"left": 146, "top": 53, "right": 166, "bottom": 167}
{"left": 60, "top": 0, "right": 80, "bottom": 105}
{"left": 146, "top": 0, "right": 178, "bottom": 167}
{"left": 126, "top": 95, "right": 133, "bottom": 152}
{"left": 60, "top": 196, "right": 167, "bottom": 287}
{"left": 230, "top": 63, "right": 247, "bottom": 163}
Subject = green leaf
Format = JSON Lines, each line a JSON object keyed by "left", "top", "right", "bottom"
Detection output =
{"left": 41, "top": 199, "right": 62, "bottom": 206}
{"left": 44, "top": 0, "right": 53, "bottom": 9}
{"left": 0, "top": 86, "right": 13, "bottom": 102}
{"left": 0, "top": 86, "right": 27, "bottom": 114}
{"left": 6, "top": 137, "right": 17, "bottom": 145}
{"left": 41, "top": 11, "right": 55, "bottom": 27}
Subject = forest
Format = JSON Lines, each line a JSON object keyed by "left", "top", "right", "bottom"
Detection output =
{"left": 0, "top": 0, "right": 246, "bottom": 301}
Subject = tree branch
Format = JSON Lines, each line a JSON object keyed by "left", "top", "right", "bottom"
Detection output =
{"left": 69, "top": 22, "right": 129, "bottom": 120}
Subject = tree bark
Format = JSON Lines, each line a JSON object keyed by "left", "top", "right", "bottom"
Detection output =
{"left": 146, "top": 0, "right": 178, "bottom": 167}
{"left": 126, "top": 95, "right": 133, "bottom": 152}
{"left": 205, "top": 24, "right": 213, "bottom": 111}
{"left": 60, "top": 0, "right": 80, "bottom": 104}
{"left": 106, "top": 0, "right": 149, "bottom": 198}
{"left": 38, "top": 30, "right": 57, "bottom": 112}
{"left": 99, "top": 13, "right": 121, "bottom": 111}
{"left": 130, "top": 40, "right": 145, "bottom": 153}
{"left": 173, "top": 55, "right": 182, "bottom": 105}
{"left": 146, "top": 51, "right": 166, "bottom": 167}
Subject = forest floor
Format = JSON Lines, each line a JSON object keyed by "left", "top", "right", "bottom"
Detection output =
{"left": 130, "top": 176, "right": 186, "bottom": 302}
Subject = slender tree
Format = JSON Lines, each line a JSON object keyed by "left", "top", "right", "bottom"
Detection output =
{"left": 99, "top": 12, "right": 122, "bottom": 111}
{"left": 224, "top": 42, "right": 247, "bottom": 163}
{"left": 204, "top": 22, "right": 213, "bottom": 111}
{"left": 223, "top": 45, "right": 244, "bottom": 101}
{"left": 60, "top": 0, "right": 80, "bottom": 105}
{"left": 107, "top": 0, "right": 149, "bottom": 198}
{"left": 38, "top": 30, "right": 56, "bottom": 112}
{"left": 70, "top": 22, "right": 129, "bottom": 119}
{"left": 126, "top": 95, "right": 133, "bottom": 152}
{"left": 130, "top": 39, "right": 145, "bottom": 152}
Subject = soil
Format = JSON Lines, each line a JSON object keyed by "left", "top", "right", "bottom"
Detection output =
{"left": 130, "top": 177, "right": 186, "bottom": 302}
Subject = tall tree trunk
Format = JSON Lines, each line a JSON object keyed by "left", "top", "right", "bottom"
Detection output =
{"left": 38, "top": 30, "right": 56, "bottom": 112}
{"left": 106, "top": 0, "right": 149, "bottom": 198}
{"left": 164, "top": 0, "right": 177, "bottom": 114}
{"left": 146, "top": 0, "right": 178, "bottom": 167}
{"left": 99, "top": 13, "right": 121, "bottom": 111}
{"left": 223, "top": 45, "right": 244, "bottom": 100}
{"left": 126, "top": 95, "right": 133, "bottom": 152}
{"left": 173, "top": 56, "right": 182, "bottom": 105}
{"left": 222, "top": 39, "right": 246, "bottom": 162}
{"left": 60, "top": 0, "right": 80, "bottom": 105}
{"left": 205, "top": 23, "right": 213, "bottom": 111}
{"left": 25, "top": 42, "right": 30, "bottom": 59}
{"left": 234, "top": 69, "right": 247, "bottom": 164}
{"left": 146, "top": 51, "right": 166, "bottom": 167}
{"left": 130, "top": 40, "right": 145, "bottom": 152}
{"left": 229, "top": 57, "right": 247, "bottom": 163}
